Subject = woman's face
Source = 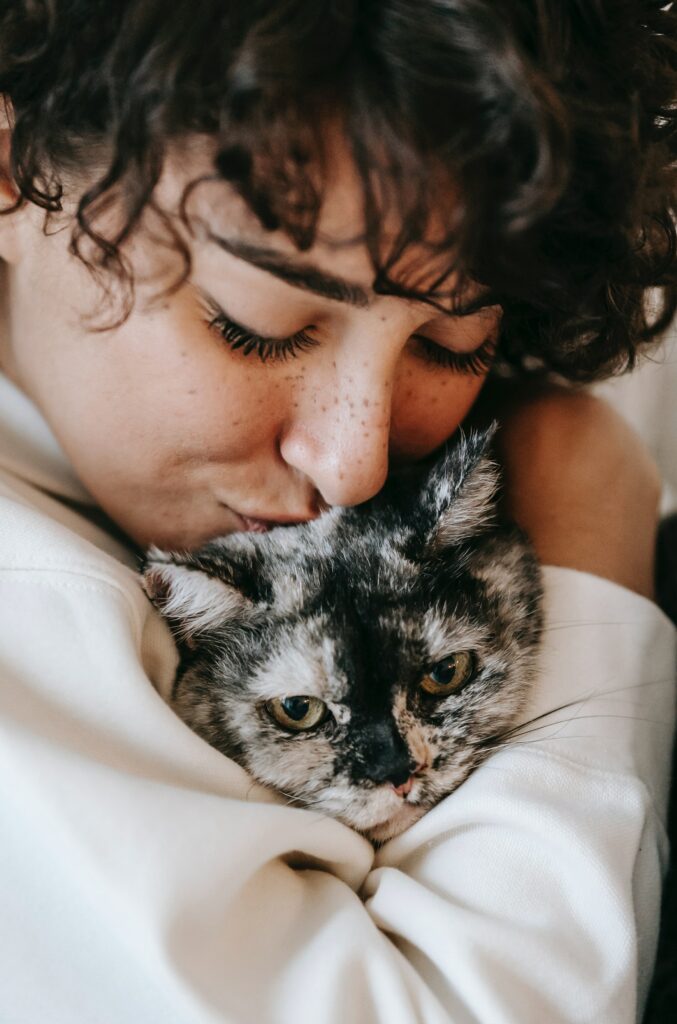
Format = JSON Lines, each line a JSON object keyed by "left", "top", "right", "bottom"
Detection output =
{"left": 0, "top": 134, "right": 500, "bottom": 549}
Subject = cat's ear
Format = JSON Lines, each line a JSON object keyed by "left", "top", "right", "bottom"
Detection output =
{"left": 142, "top": 547, "right": 251, "bottom": 643}
{"left": 419, "top": 423, "right": 500, "bottom": 549}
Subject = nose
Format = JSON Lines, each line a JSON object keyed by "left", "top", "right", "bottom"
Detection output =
{"left": 278, "top": 350, "right": 395, "bottom": 508}
{"left": 357, "top": 719, "right": 418, "bottom": 789}
{"left": 391, "top": 777, "right": 416, "bottom": 798}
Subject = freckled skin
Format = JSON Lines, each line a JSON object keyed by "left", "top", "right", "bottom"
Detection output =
{"left": 0, "top": 131, "right": 499, "bottom": 549}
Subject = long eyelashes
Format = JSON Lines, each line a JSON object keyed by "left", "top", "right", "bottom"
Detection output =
{"left": 207, "top": 307, "right": 497, "bottom": 374}
{"left": 207, "top": 313, "right": 319, "bottom": 363}
{"left": 411, "top": 334, "right": 497, "bottom": 375}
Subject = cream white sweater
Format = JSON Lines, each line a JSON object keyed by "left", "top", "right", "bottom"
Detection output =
{"left": 0, "top": 371, "right": 675, "bottom": 1024}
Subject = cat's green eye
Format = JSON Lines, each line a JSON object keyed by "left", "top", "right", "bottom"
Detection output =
{"left": 420, "top": 651, "right": 475, "bottom": 697}
{"left": 265, "top": 695, "right": 328, "bottom": 732}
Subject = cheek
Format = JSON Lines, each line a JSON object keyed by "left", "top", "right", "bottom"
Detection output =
{"left": 109, "top": 304, "right": 282, "bottom": 457}
{"left": 390, "top": 365, "right": 489, "bottom": 459}
{"left": 251, "top": 734, "right": 338, "bottom": 792}
{"left": 38, "top": 304, "right": 284, "bottom": 472}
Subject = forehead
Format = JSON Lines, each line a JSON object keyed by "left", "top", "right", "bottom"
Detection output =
{"left": 160, "top": 125, "right": 465, "bottom": 306}
{"left": 245, "top": 598, "right": 487, "bottom": 707}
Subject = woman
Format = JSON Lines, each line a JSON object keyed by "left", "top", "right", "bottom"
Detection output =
{"left": 0, "top": 2, "right": 675, "bottom": 1021}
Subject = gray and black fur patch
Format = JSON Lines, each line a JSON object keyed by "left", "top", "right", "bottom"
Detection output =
{"left": 143, "top": 425, "right": 543, "bottom": 841}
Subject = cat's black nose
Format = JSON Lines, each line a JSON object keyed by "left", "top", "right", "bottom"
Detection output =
{"left": 360, "top": 720, "right": 416, "bottom": 787}
{"left": 370, "top": 758, "right": 415, "bottom": 787}
{"left": 383, "top": 763, "right": 416, "bottom": 788}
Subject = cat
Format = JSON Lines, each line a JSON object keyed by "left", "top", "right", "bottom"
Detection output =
{"left": 142, "top": 425, "right": 543, "bottom": 842}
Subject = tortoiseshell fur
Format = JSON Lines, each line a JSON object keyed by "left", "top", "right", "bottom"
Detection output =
{"left": 144, "top": 427, "right": 543, "bottom": 841}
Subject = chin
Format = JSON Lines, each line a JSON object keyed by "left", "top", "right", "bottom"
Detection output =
{"left": 362, "top": 803, "right": 428, "bottom": 844}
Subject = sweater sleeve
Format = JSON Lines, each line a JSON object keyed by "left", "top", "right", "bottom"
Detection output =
{"left": 0, "top": 497, "right": 674, "bottom": 1024}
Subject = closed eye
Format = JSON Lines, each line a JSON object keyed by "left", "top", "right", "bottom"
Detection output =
{"left": 208, "top": 310, "right": 318, "bottom": 363}
{"left": 410, "top": 334, "right": 497, "bottom": 374}
{"left": 200, "top": 294, "right": 497, "bottom": 373}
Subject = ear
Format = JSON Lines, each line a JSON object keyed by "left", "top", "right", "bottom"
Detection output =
{"left": 142, "top": 548, "right": 251, "bottom": 642}
{"left": 419, "top": 424, "right": 500, "bottom": 549}
{"left": 0, "top": 99, "right": 24, "bottom": 263}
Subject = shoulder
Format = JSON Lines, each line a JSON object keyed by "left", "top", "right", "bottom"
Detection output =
{"left": 496, "top": 383, "right": 661, "bottom": 513}
{"left": 491, "top": 382, "right": 654, "bottom": 460}
{"left": 482, "top": 382, "right": 661, "bottom": 598}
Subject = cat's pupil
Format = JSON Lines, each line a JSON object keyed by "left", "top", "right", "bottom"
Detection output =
{"left": 281, "top": 697, "right": 310, "bottom": 721}
{"left": 430, "top": 658, "right": 456, "bottom": 685}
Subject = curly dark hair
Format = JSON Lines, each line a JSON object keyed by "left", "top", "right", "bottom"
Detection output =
{"left": 1, "top": 0, "right": 677, "bottom": 381}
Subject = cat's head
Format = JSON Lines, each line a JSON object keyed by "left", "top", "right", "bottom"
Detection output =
{"left": 143, "top": 425, "right": 542, "bottom": 841}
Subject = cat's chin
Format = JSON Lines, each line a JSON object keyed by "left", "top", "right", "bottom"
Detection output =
{"left": 362, "top": 802, "right": 428, "bottom": 844}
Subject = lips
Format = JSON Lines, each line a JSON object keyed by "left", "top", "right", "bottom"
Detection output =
{"left": 230, "top": 509, "right": 318, "bottom": 533}
{"left": 238, "top": 515, "right": 278, "bottom": 533}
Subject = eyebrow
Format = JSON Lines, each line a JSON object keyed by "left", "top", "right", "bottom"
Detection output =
{"left": 206, "top": 231, "right": 372, "bottom": 308}
{"left": 206, "top": 230, "right": 497, "bottom": 319}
